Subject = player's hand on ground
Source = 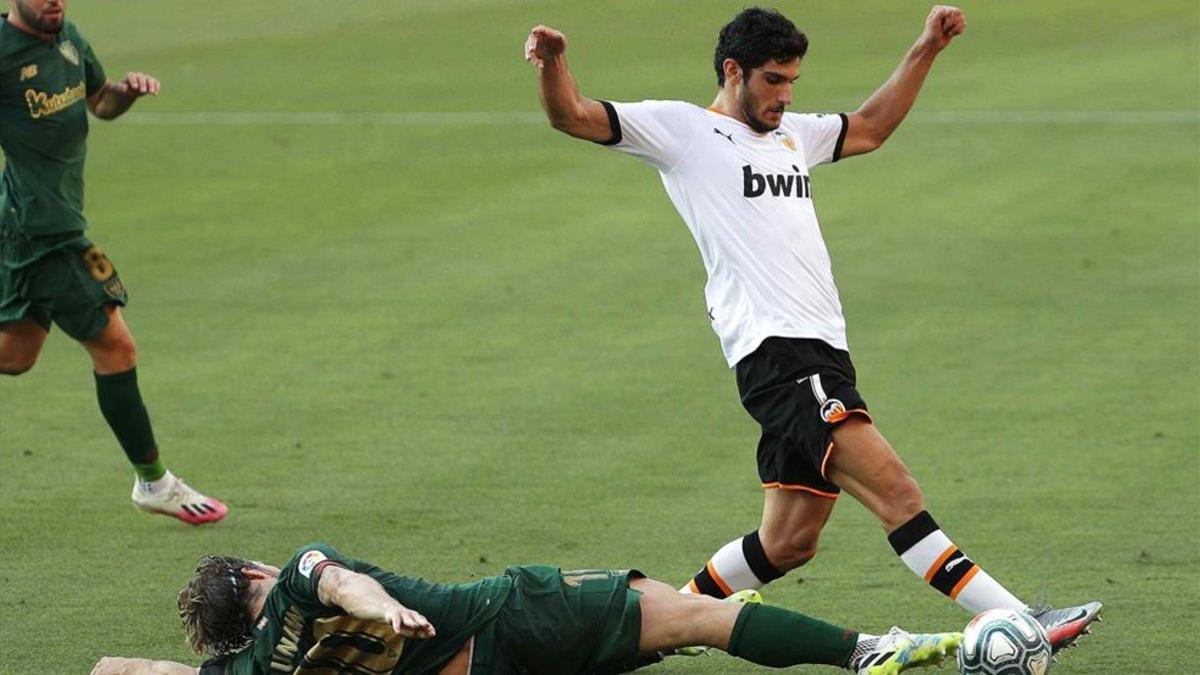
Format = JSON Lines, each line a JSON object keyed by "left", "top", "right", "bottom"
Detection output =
{"left": 385, "top": 603, "right": 436, "bottom": 639}
{"left": 524, "top": 25, "right": 567, "bottom": 68}
{"left": 920, "top": 6, "right": 966, "bottom": 51}
{"left": 114, "top": 72, "right": 161, "bottom": 98}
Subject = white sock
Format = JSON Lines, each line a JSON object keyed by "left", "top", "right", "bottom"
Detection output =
{"left": 136, "top": 470, "right": 172, "bottom": 492}
{"left": 681, "top": 530, "right": 784, "bottom": 597}
{"left": 888, "top": 511, "right": 1026, "bottom": 614}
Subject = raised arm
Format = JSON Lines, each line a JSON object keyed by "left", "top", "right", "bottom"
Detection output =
{"left": 840, "top": 5, "right": 966, "bottom": 158}
{"left": 524, "top": 25, "right": 614, "bottom": 143}
{"left": 316, "top": 565, "right": 436, "bottom": 639}
{"left": 90, "top": 657, "right": 197, "bottom": 675}
{"left": 87, "top": 72, "right": 160, "bottom": 120}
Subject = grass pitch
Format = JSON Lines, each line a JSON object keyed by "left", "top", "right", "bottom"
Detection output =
{"left": 1, "top": 1, "right": 1197, "bottom": 672}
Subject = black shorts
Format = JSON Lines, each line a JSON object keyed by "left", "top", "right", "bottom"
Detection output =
{"left": 735, "top": 337, "right": 872, "bottom": 498}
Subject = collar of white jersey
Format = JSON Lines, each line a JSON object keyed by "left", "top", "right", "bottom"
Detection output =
{"left": 705, "top": 107, "right": 791, "bottom": 148}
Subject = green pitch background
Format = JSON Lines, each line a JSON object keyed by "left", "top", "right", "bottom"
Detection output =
{"left": 2, "top": 1, "right": 1196, "bottom": 672}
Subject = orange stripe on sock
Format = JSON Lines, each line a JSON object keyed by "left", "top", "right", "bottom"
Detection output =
{"left": 949, "top": 565, "right": 981, "bottom": 599}
{"left": 687, "top": 579, "right": 700, "bottom": 594}
{"left": 925, "top": 545, "right": 958, "bottom": 583}
{"left": 706, "top": 560, "right": 734, "bottom": 597}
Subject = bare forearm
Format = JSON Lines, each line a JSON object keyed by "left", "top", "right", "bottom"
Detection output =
{"left": 841, "top": 6, "right": 965, "bottom": 157}
{"left": 537, "top": 55, "right": 594, "bottom": 132}
{"left": 525, "top": 25, "right": 611, "bottom": 142}
{"left": 89, "top": 83, "right": 137, "bottom": 120}
{"left": 90, "top": 656, "right": 197, "bottom": 675}
{"left": 332, "top": 573, "right": 403, "bottom": 622}
{"left": 852, "top": 40, "right": 939, "bottom": 145}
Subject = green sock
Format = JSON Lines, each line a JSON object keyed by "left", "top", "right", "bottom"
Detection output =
{"left": 727, "top": 603, "right": 859, "bottom": 668}
{"left": 133, "top": 458, "right": 167, "bottom": 483}
{"left": 94, "top": 368, "right": 165, "bottom": 482}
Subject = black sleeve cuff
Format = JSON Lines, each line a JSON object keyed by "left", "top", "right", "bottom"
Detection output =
{"left": 595, "top": 100, "right": 622, "bottom": 146}
{"left": 313, "top": 560, "right": 346, "bottom": 580}
{"left": 832, "top": 112, "right": 849, "bottom": 162}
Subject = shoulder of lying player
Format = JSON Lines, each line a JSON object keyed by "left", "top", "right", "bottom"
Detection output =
{"left": 283, "top": 542, "right": 352, "bottom": 577}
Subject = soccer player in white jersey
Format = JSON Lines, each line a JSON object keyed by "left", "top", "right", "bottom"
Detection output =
{"left": 525, "top": 5, "right": 1101, "bottom": 653}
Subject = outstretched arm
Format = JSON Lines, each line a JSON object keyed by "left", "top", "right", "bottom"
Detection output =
{"left": 316, "top": 566, "right": 436, "bottom": 639}
{"left": 524, "top": 25, "right": 614, "bottom": 142}
{"left": 840, "top": 5, "right": 966, "bottom": 158}
{"left": 90, "top": 657, "right": 197, "bottom": 675}
{"left": 87, "top": 72, "right": 160, "bottom": 120}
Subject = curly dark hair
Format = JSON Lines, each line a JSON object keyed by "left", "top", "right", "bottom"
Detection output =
{"left": 177, "top": 555, "right": 256, "bottom": 656}
{"left": 714, "top": 7, "right": 809, "bottom": 86}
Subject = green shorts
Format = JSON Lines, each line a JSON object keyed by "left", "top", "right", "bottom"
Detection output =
{"left": 470, "top": 566, "right": 654, "bottom": 675}
{"left": 0, "top": 233, "right": 128, "bottom": 341}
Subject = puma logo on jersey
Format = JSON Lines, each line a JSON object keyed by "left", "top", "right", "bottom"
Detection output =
{"left": 713, "top": 128, "right": 736, "bottom": 145}
{"left": 20, "top": 64, "right": 38, "bottom": 82}
{"left": 743, "top": 165, "right": 812, "bottom": 199}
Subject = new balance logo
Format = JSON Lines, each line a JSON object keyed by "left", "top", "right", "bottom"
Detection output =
{"left": 742, "top": 164, "right": 812, "bottom": 199}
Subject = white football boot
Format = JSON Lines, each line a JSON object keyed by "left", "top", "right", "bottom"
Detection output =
{"left": 131, "top": 471, "right": 227, "bottom": 525}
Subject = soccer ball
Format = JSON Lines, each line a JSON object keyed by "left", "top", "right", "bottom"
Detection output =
{"left": 957, "top": 608, "right": 1052, "bottom": 675}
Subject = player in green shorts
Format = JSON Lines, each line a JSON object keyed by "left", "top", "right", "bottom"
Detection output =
{"left": 0, "top": 0, "right": 225, "bottom": 523}
{"left": 90, "top": 542, "right": 961, "bottom": 675}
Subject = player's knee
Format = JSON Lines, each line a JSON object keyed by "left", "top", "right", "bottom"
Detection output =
{"left": 776, "top": 540, "right": 819, "bottom": 571}
{"left": 115, "top": 336, "right": 138, "bottom": 365}
{"left": 97, "top": 334, "right": 138, "bottom": 371}
{"left": 761, "top": 529, "right": 821, "bottom": 571}
{"left": 880, "top": 473, "right": 925, "bottom": 528}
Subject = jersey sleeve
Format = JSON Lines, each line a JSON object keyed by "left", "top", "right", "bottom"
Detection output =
{"left": 598, "top": 100, "right": 703, "bottom": 172}
{"left": 784, "top": 112, "right": 848, "bottom": 168}
{"left": 275, "top": 542, "right": 352, "bottom": 617}
{"left": 73, "top": 28, "right": 107, "bottom": 95}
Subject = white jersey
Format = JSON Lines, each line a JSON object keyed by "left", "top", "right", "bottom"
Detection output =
{"left": 601, "top": 100, "right": 849, "bottom": 367}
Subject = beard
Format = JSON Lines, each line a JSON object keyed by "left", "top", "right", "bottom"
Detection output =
{"left": 15, "top": 1, "right": 65, "bottom": 34}
{"left": 738, "top": 86, "right": 782, "bottom": 133}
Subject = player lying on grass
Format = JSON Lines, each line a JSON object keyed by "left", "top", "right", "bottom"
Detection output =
{"left": 91, "top": 542, "right": 961, "bottom": 675}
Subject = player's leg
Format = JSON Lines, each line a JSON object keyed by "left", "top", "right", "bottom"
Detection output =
{"left": 683, "top": 338, "right": 845, "bottom": 597}
{"left": 0, "top": 254, "right": 52, "bottom": 374}
{"left": 634, "top": 576, "right": 962, "bottom": 673}
{"left": 81, "top": 303, "right": 160, "bottom": 479}
{"left": 684, "top": 487, "right": 833, "bottom": 598}
{"left": 827, "top": 417, "right": 1027, "bottom": 613}
{"left": 53, "top": 241, "right": 226, "bottom": 523}
{"left": 826, "top": 416, "right": 1103, "bottom": 650}
{"left": 77, "top": 304, "right": 227, "bottom": 524}
{"left": 759, "top": 485, "right": 835, "bottom": 570}
{"left": 0, "top": 318, "right": 49, "bottom": 375}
